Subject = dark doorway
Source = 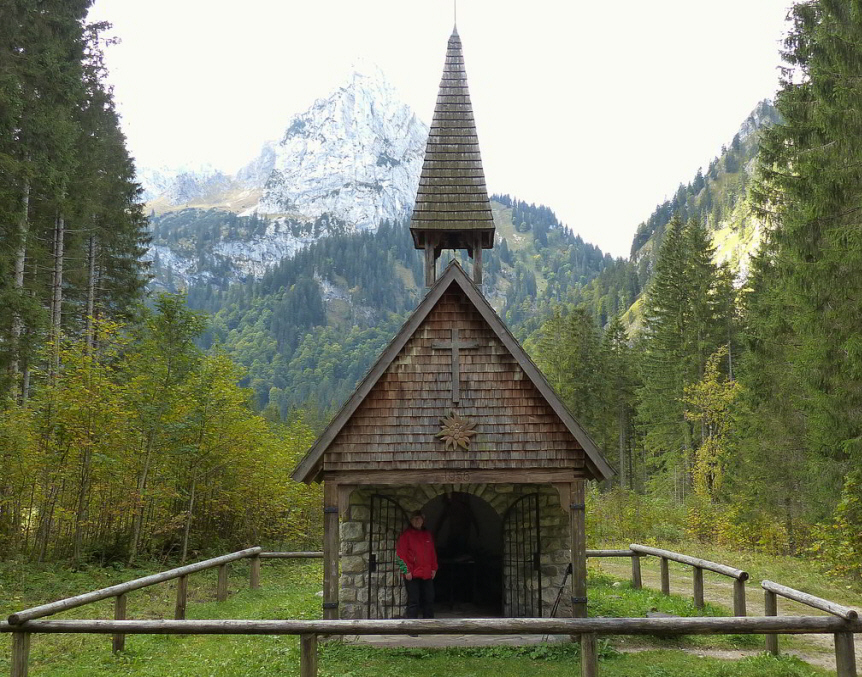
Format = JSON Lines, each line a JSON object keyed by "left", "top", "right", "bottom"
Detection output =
{"left": 422, "top": 492, "right": 503, "bottom": 616}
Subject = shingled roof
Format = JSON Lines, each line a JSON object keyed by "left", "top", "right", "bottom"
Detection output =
{"left": 410, "top": 27, "right": 495, "bottom": 251}
{"left": 292, "top": 261, "right": 614, "bottom": 484}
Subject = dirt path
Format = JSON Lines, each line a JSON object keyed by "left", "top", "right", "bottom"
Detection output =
{"left": 595, "top": 557, "right": 860, "bottom": 672}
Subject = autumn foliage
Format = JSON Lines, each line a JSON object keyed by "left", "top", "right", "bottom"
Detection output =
{"left": 0, "top": 295, "right": 322, "bottom": 564}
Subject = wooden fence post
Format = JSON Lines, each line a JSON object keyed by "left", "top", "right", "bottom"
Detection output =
{"left": 835, "top": 632, "right": 857, "bottom": 677}
{"left": 659, "top": 557, "right": 670, "bottom": 595}
{"left": 733, "top": 578, "right": 747, "bottom": 617}
{"left": 581, "top": 632, "right": 598, "bottom": 677}
{"left": 692, "top": 567, "right": 704, "bottom": 609}
{"left": 764, "top": 589, "right": 779, "bottom": 655}
{"left": 631, "top": 554, "right": 642, "bottom": 590}
{"left": 250, "top": 554, "right": 261, "bottom": 590}
{"left": 175, "top": 574, "right": 188, "bottom": 620}
{"left": 300, "top": 633, "right": 318, "bottom": 677}
{"left": 11, "top": 632, "right": 30, "bottom": 677}
{"left": 112, "top": 593, "right": 127, "bottom": 653}
{"left": 217, "top": 563, "right": 229, "bottom": 602}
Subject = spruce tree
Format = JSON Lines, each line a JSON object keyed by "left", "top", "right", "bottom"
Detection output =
{"left": 637, "top": 216, "right": 734, "bottom": 496}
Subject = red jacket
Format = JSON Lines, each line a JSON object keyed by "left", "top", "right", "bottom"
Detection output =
{"left": 396, "top": 527, "right": 438, "bottom": 579}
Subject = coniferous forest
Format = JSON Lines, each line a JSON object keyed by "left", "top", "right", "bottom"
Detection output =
{"left": 0, "top": 0, "right": 861, "bottom": 590}
{"left": 0, "top": 1, "right": 320, "bottom": 563}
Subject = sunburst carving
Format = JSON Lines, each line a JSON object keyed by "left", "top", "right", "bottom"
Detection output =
{"left": 436, "top": 411, "right": 478, "bottom": 450}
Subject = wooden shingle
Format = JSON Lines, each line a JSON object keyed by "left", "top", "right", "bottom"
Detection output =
{"left": 292, "top": 262, "right": 614, "bottom": 483}
{"left": 410, "top": 27, "right": 495, "bottom": 253}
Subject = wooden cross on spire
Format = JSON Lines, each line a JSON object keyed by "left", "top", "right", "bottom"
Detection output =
{"left": 432, "top": 328, "right": 478, "bottom": 403}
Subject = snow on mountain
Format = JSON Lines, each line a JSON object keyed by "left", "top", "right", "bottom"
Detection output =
{"left": 236, "top": 141, "right": 277, "bottom": 188}
{"left": 138, "top": 164, "right": 235, "bottom": 204}
{"left": 143, "top": 64, "right": 428, "bottom": 285}
{"left": 250, "top": 62, "right": 427, "bottom": 229}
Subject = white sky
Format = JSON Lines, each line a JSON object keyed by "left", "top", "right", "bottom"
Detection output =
{"left": 89, "top": 0, "right": 793, "bottom": 258}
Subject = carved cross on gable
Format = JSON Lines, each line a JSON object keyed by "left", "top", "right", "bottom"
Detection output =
{"left": 432, "top": 328, "right": 479, "bottom": 403}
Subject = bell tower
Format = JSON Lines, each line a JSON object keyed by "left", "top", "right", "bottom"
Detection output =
{"left": 410, "top": 27, "right": 495, "bottom": 287}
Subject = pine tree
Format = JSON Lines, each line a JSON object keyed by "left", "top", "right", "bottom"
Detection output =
{"left": 742, "top": 0, "right": 862, "bottom": 555}
{"left": 601, "top": 315, "right": 637, "bottom": 488}
{"left": 637, "top": 217, "right": 734, "bottom": 497}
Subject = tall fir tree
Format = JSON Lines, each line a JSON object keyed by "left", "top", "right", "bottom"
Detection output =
{"left": 744, "top": 0, "right": 862, "bottom": 557}
{"left": 637, "top": 216, "right": 735, "bottom": 498}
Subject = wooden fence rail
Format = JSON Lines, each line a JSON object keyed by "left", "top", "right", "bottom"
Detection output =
{"left": 2, "top": 617, "right": 859, "bottom": 677}
{"left": 4, "top": 550, "right": 319, "bottom": 660}
{"left": 4, "top": 549, "right": 858, "bottom": 677}
{"left": 6, "top": 547, "right": 263, "bottom": 625}
{"left": 586, "top": 549, "right": 644, "bottom": 589}
{"left": 762, "top": 578, "right": 860, "bottom": 672}
{"left": 628, "top": 544, "right": 749, "bottom": 616}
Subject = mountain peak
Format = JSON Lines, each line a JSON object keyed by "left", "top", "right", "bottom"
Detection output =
{"left": 254, "top": 64, "right": 428, "bottom": 229}
{"left": 344, "top": 58, "right": 390, "bottom": 86}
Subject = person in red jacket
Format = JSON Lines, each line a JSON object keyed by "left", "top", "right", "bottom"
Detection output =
{"left": 396, "top": 510, "right": 438, "bottom": 619}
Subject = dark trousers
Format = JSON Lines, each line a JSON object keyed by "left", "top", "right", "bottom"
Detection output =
{"left": 404, "top": 577, "right": 435, "bottom": 619}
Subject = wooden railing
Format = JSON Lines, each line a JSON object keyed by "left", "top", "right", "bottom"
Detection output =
{"left": 586, "top": 548, "right": 645, "bottom": 589}
{"left": 4, "top": 549, "right": 322, "bottom": 662}
{"left": 2, "top": 548, "right": 858, "bottom": 677}
{"left": 2, "top": 616, "right": 860, "bottom": 677}
{"left": 597, "top": 544, "right": 750, "bottom": 616}
{"left": 763, "top": 579, "right": 859, "bottom": 674}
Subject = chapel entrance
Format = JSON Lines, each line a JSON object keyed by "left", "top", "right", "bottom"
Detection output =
{"left": 423, "top": 492, "right": 503, "bottom": 616}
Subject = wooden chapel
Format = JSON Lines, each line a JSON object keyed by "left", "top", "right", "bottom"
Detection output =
{"left": 292, "top": 27, "right": 614, "bottom": 622}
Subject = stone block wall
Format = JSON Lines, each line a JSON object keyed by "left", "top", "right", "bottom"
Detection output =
{"left": 338, "top": 483, "right": 572, "bottom": 619}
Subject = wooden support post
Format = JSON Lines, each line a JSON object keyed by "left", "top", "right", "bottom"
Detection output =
{"left": 250, "top": 554, "right": 261, "bottom": 590}
{"left": 764, "top": 589, "right": 779, "bottom": 655}
{"left": 569, "top": 479, "right": 591, "bottom": 665}
{"left": 733, "top": 578, "right": 747, "bottom": 617}
{"left": 693, "top": 566, "right": 704, "bottom": 609}
{"left": 175, "top": 574, "right": 188, "bottom": 620}
{"left": 424, "top": 243, "right": 436, "bottom": 287}
{"left": 11, "top": 632, "right": 30, "bottom": 677}
{"left": 300, "top": 633, "right": 318, "bottom": 677}
{"left": 660, "top": 557, "right": 670, "bottom": 596}
{"left": 835, "top": 632, "right": 857, "bottom": 677}
{"left": 631, "top": 554, "right": 642, "bottom": 590}
{"left": 472, "top": 236, "right": 483, "bottom": 285}
{"left": 112, "top": 593, "right": 127, "bottom": 653}
{"left": 323, "top": 481, "right": 340, "bottom": 620}
{"left": 217, "top": 563, "right": 229, "bottom": 602}
{"left": 569, "top": 479, "right": 587, "bottom": 619}
{"left": 581, "top": 632, "right": 598, "bottom": 677}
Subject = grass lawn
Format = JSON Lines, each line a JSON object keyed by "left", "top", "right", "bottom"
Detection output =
{"left": 0, "top": 558, "right": 836, "bottom": 676}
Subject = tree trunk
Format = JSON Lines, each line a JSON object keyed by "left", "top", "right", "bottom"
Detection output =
{"left": 128, "top": 439, "right": 153, "bottom": 565}
{"left": 727, "top": 340, "right": 734, "bottom": 382}
{"left": 50, "top": 211, "right": 66, "bottom": 377}
{"left": 181, "top": 475, "right": 196, "bottom": 564}
{"left": 86, "top": 233, "right": 98, "bottom": 354}
{"left": 73, "top": 431, "right": 93, "bottom": 563}
{"left": 10, "top": 178, "right": 31, "bottom": 396}
{"left": 618, "top": 402, "right": 627, "bottom": 490}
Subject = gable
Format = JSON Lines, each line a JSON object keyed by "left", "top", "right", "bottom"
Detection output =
{"left": 292, "top": 262, "right": 614, "bottom": 483}
{"left": 324, "top": 285, "right": 582, "bottom": 473}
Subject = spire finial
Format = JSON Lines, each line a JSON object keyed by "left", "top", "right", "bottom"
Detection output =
{"left": 454, "top": 0, "right": 457, "bottom": 27}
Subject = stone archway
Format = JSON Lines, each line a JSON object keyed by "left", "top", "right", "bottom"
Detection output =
{"left": 422, "top": 491, "right": 503, "bottom": 616}
{"left": 338, "top": 483, "right": 572, "bottom": 620}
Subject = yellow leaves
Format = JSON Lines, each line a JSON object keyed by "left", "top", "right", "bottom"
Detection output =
{"left": 2, "top": 311, "right": 323, "bottom": 560}
{"left": 683, "top": 347, "right": 742, "bottom": 501}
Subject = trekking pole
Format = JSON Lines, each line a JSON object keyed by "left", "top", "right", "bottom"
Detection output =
{"left": 543, "top": 563, "right": 573, "bottom": 641}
